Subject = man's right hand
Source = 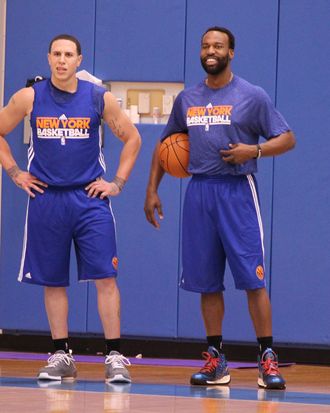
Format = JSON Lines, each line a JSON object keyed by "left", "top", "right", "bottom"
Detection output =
{"left": 144, "top": 191, "right": 164, "bottom": 229}
{"left": 9, "top": 167, "right": 48, "bottom": 198}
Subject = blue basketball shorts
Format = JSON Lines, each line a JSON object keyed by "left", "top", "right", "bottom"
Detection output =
{"left": 18, "top": 186, "right": 118, "bottom": 287}
{"left": 180, "top": 174, "right": 266, "bottom": 293}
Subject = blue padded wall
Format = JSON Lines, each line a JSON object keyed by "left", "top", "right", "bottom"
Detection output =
{"left": 94, "top": 0, "right": 186, "bottom": 81}
{"left": 1, "top": 0, "right": 329, "bottom": 347}
{"left": 271, "top": 0, "right": 330, "bottom": 344}
{"left": 184, "top": 0, "right": 279, "bottom": 91}
{"left": 177, "top": 0, "right": 279, "bottom": 342}
{"left": 4, "top": 0, "right": 95, "bottom": 93}
{"left": 0, "top": 0, "right": 97, "bottom": 332}
{"left": 86, "top": 125, "right": 181, "bottom": 337}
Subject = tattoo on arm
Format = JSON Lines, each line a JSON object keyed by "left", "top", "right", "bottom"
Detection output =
{"left": 110, "top": 119, "right": 126, "bottom": 140}
{"left": 7, "top": 165, "right": 22, "bottom": 179}
{"left": 112, "top": 176, "right": 126, "bottom": 191}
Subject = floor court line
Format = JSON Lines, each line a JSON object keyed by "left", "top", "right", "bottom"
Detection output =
{"left": 0, "top": 376, "right": 330, "bottom": 407}
{"left": 0, "top": 351, "right": 294, "bottom": 369}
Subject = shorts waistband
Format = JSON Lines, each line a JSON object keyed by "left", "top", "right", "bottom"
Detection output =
{"left": 191, "top": 173, "right": 251, "bottom": 182}
{"left": 46, "top": 184, "right": 88, "bottom": 191}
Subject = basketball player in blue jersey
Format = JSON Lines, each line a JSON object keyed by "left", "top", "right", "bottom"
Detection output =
{"left": 145, "top": 27, "right": 295, "bottom": 389}
{"left": 0, "top": 34, "right": 141, "bottom": 383}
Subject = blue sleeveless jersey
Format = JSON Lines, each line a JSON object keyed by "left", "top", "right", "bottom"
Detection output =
{"left": 29, "top": 79, "right": 106, "bottom": 186}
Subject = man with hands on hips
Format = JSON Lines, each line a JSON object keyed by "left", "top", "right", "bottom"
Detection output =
{"left": 0, "top": 33, "right": 141, "bottom": 383}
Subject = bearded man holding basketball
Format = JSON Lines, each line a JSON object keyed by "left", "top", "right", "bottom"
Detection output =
{"left": 144, "top": 26, "right": 295, "bottom": 389}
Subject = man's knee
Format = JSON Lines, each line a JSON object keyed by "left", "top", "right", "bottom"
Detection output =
{"left": 95, "top": 277, "right": 117, "bottom": 292}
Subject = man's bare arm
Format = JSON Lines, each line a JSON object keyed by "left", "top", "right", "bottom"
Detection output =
{"left": 0, "top": 87, "right": 48, "bottom": 196}
{"left": 85, "top": 91, "right": 141, "bottom": 199}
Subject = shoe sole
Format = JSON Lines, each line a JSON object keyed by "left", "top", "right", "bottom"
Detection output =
{"left": 257, "top": 377, "right": 286, "bottom": 389}
{"left": 105, "top": 374, "right": 132, "bottom": 383}
{"left": 38, "top": 372, "right": 77, "bottom": 381}
{"left": 191, "top": 375, "right": 231, "bottom": 385}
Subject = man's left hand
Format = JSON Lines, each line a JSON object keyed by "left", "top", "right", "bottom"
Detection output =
{"left": 85, "top": 178, "right": 120, "bottom": 199}
{"left": 220, "top": 143, "right": 257, "bottom": 164}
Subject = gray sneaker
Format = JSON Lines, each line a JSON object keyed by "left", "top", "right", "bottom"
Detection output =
{"left": 38, "top": 350, "right": 77, "bottom": 381}
{"left": 105, "top": 351, "right": 131, "bottom": 383}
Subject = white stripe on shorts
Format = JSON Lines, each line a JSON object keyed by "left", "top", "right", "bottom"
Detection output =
{"left": 108, "top": 198, "right": 117, "bottom": 242}
{"left": 246, "top": 174, "right": 265, "bottom": 259}
{"left": 18, "top": 197, "right": 30, "bottom": 282}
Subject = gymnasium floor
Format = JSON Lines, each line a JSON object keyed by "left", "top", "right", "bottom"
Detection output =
{"left": 0, "top": 352, "right": 330, "bottom": 412}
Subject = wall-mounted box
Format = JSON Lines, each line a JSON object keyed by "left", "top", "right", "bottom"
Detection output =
{"left": 104, "top": 81, "right": 183, "bottom": 124}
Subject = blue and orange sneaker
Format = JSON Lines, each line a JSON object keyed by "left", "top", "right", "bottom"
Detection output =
{"left": 257, "top": 348, "right": 286, "bottom": 389}
{"left": 190, "top": 346, "right": 231, "bottom": 385}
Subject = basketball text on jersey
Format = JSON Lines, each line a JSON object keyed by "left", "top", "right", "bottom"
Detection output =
{"left": 36, "top": 115, "right": 91, "bottom": 140}
{"left": 186, "top": 103, "right": 232, "bottom": 129}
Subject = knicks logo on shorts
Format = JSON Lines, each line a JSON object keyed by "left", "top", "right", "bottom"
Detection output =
{"left": 255, "top": 265, "right": 264, "bottom": 280}
{"left": 112, "top": 256, "right": 118, "bottom": 270}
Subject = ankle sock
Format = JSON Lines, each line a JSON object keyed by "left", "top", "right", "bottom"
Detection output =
{"left": 53, "top": 338, "right": 70, "bottom": 353}
{"left": 207, "top": 335, "right": 223, "bottom": 354}
{"left": 105, "top": 338, "right": 121, "bottom": 355}
{"left": 257, "top": 336, "right": 273, "bottom": 354}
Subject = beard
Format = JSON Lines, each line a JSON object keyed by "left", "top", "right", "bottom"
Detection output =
{"left": 200, "top": 53, "right": 230, "bottom": 75}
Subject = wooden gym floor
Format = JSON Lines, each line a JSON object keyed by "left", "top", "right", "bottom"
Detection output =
{"left": 0, "top": 355, "right": 330, "bottom": 412}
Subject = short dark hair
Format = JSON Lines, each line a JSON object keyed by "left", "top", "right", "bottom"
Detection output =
{"left": 48, "top": 34, "right": 82, "bottom": 55}
{"left": 202, "top": 26, "right": 235, "bottom": 50}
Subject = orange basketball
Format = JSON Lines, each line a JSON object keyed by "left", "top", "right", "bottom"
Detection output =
{"left": 158, "top": 133, "right": 190, "bottom": 178}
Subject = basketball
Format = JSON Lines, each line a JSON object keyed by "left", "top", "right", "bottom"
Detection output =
{"left": 158, "top": 133, "right": 190, "bottom": 178}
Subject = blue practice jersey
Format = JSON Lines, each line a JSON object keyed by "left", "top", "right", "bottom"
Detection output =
{"left": 161, "top": 75, "right": 291, "bottom": 175}
{"left": 29, "top": 79, "right": 106, "bottom": 186}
